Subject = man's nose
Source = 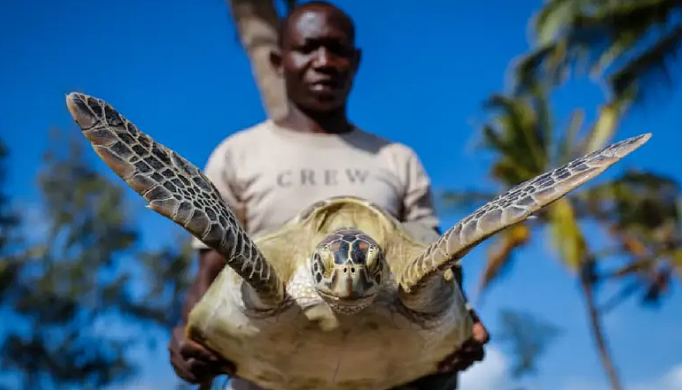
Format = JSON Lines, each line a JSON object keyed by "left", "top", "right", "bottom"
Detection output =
{"left": 312, "top": 47, "right": 335, "bottom": 68}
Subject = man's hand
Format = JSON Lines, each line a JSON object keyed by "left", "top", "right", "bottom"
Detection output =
{"left": 436, "top": 312, "right": 490, "bottom": 373}
{"left": 168, "top": 324, "right": 235, "bottom": 385}
{"left": 169, "top": 249, "right": 232, "bottom": 385}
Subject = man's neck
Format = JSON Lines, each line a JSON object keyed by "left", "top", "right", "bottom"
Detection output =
{"left": 276, "top": 104, "right": 353, "bottom": 135}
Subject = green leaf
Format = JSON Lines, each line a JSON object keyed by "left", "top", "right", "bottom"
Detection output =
{"left": 547, "top": 199, "right": 587, "bottom": 271}
{"left": 497, "top": 309, "right": 562, "bottom": 379}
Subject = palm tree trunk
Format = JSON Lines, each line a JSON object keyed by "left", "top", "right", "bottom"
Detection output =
{"left": 224, "top": 0, "right": 289, "bottom": 120}
{"left": 579, "top": 274, "right": 624, "bottom": 390}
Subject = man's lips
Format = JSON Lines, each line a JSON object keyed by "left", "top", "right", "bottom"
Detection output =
{"left": 309, "top": 79, "right": 341, "bottom": 92}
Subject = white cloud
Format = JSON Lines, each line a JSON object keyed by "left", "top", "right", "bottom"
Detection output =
{"left": 458, "top": 346, "right": 682, "bottom": 390}
{"left": 552, "top": 363, "right": 682, "bottom": 390}
{"left": 459, "top": 346, "right": 510, "bottom": 390}
{"left": 632, "top": 363, "right": 682, "bottom": 390}
{"left": 109, "top": 383, "right": 158, "bottom": 390}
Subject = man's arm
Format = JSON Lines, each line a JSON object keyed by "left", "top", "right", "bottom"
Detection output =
{"left": 181, "top": 249, "right": 227, "bottom": 323}
{"left": 169, "top": 137, "right": 244, "bottom": 384}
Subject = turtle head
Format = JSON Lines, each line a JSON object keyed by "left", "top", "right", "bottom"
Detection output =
{"left": 310, "top": 228, "right": 386, "bottom": 314}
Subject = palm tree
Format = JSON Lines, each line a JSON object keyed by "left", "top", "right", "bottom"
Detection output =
{"left": 576, "top": 170, "right": 682, "bottom": 311}
{"left": 513, "top": 0, "right": 682, "bottom": 108}
{"left": 443, "top": 84, "right": 610, "bottom": 291}
{"left": 223, "top": 0, "right": 294, "bottom": 120}
{"left": 442, "top": 84, "right": 681, "bottom": 390}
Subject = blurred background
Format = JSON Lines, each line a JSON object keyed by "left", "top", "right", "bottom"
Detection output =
{"left": 1, "top": 0, "right": 681, "bottom": 389}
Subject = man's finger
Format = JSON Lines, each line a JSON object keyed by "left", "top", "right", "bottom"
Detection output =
{"left": 436, "top": 337, "right": 487, "bottom": 373}
{"left": 220, "top": 360, "right": 237, "bottom": 377}
{"left": 169, "top": 355, "right": 198, "bottom": 383}
{"left": 472, "top": 322, "right": 490, "bottom": 344}
{"left": 169, "top": 325, "right": 187, "bottom": 355}
{"left": 470, "top": 345, "right": 485, "bottom": 362}
{"left": 179, "top": 339, "right": 219, "bottom": 362}
{"left": 198, "top": 380, "right": 214, "bottom": 390}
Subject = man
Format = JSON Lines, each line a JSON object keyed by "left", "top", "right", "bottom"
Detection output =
{"left": 168, "top": 2, "right": 490, "bottom": 389}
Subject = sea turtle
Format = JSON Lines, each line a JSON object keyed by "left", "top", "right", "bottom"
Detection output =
{"left": 65, "top": 92, "right": 651, "bottom": 390}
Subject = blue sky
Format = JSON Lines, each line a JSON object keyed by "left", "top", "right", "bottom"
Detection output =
{"left": 1, "top": 0, "right": 681, "bottom": 389}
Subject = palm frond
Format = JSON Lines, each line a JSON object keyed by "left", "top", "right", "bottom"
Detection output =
{"left": 476, "top": 224, "right": 532, "bottom": 298}
{"left": 580, "top": 101, "right": 624, "bottom": 154}
{"left": 609, "top": 24, "right": 682, "bottom": 103}
{"left": 672, "top": 249, "right": 682, "bottom": 277}
{"left": 522, "top": 0, "right": 682, "bottom": 105}
{"left": 581, "top": 170, "right": 681, "bottom": 231}
{"left": 482, "top": 93, "right": 551, "bottom": 182}
{"left": 512, "top": 43, "right": 568, "bottom": 94}
{"left": 560, "top": 0, "right": 678, "bottom": 69}
{"left": 530, "top": 0, "right": 585, "bottom": 46}
{"left": 547, "top": 199, "right": 587, "bottom": 271}
{"left": 497, "top": 309, "right": 561, "bottom": 379}
{"left": 438, "top": 191, "right": 497, "bottom": 214}
{"left": 556, "top": 108, "right": 585, "bottom": 164}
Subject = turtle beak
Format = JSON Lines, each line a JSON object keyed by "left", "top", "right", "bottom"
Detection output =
{"left": 331, "top": 265, "right": 375, "bottom": 300}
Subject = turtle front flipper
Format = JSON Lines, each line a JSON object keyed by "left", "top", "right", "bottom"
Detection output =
{"left": 65, "top": 92, "right": 285, "bottom": 310}
{"left": 398, "top": 133, "right": 652, "bottom": 312}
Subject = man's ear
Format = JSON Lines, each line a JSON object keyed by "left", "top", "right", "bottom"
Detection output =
{"left": 270, "top": 49, "right": 284, "bottom": 76}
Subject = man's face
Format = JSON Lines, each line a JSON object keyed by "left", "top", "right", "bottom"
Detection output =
{"left": 273, "top": 7, "right": 361, "bottom": 112}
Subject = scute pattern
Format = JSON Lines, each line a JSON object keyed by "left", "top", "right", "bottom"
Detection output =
{"left": 294, "top": 195, "right": 401, "bottom": 230}
{"left": 400, "top": 133, "right": 652, "bottom": 292}
{"left": 312, "top": 228, "right": 382, "bottom": 290}
{"left": 65, "top": 92, "right": 284, "bottom": 306}
{"left": 317, "top": 228, "right": 376, "bottom": 264}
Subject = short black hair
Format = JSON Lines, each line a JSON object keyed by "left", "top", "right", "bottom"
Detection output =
{"left": 277, "top": 1, "right": 355, "bottom": 48}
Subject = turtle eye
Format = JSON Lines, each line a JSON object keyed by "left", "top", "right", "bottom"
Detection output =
{"left": 312, "top": 252, "right": 332, "bottom": 282}
{"left": 312, "top": 253, "right": 324, "bottom": 271}
{"left": 369, "top": 253, "right": 384, "bottom": 283}
{"left": 364, "top": 245, "right": 382, "bottom": 270}
{"left": 311, "top": 253, "right": 323, "bottom": 283}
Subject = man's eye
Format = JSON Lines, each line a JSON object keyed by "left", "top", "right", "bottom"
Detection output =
{"left": 296, "top": 44, "right": 316, "bottom": 54}
{"left": 328, "top": 44, "right": 351, "bottom": 57}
